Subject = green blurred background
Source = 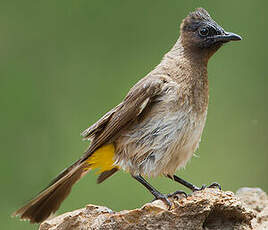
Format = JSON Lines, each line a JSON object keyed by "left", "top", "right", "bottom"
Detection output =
{"left": 1, "top": 0, "right": 267, "bottom": 229}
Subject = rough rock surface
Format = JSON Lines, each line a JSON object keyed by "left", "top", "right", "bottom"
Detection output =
{"left": 39, "top": 188, "right": 268, "bottom": 230}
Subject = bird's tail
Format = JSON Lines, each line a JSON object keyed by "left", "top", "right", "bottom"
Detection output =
{"left": 12, "top": 143, "right": 118, "bottom": 223}
{"left": 12, "top": 160, "right": 87, "bottom": 223}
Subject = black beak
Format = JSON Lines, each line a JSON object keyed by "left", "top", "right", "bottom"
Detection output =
{"left": 213, "top": 32, "right": 242, "bottom": 43}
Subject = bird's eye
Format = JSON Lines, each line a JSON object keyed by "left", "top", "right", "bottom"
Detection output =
{"left": 199, "top": 27, "right": 209, "bottom": 37}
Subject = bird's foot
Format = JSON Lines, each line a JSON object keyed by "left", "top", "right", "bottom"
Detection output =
{"left": 192, "top": 182, "right": 221, "bottom": 192}
{"left": 151, "top": 190, "right": 187, "bottom": 209}
{"left": 167, "top": 190, "right": 188, "bottom": 200}
{"left": 151, "top": 193, "right": 172, "bottom": 209}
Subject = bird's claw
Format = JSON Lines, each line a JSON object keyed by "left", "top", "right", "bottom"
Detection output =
{"left": 193, "top": 182, "right": 221, "bottom": 192}
{"left": 151, "top": 190, "right": 187, "bottom": 209}
{"left": 151, "top": 194, "right": 172, "bottom": 209}
{"left": 167, "top": 190, "right": 188, "bottom": 200}
{"left": 207, "top": 182, "right": 222, "bottom": 190}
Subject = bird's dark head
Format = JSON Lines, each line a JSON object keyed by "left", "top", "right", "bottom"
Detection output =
{"left": 180, "top": 8, "right": 242, "bottom": 58}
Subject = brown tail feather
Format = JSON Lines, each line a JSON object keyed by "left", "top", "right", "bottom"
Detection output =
{"left": 12, "top": 162, "right": 87, "bottom": 223}
{"left": 97, "top": 168, "right": 118, "bottom": 184}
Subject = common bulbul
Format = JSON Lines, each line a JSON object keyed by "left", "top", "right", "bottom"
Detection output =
{"left": 13, "top": 8, "right": 242, "bottom": 223}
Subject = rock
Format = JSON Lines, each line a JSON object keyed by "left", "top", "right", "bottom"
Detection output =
{"left": 237, "top": 188, "right": 268, "bottom": 230}
{"left": 39, "top": 188, "right": 268, "bottom": 230}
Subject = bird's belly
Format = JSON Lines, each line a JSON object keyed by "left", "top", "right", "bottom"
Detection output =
{"left": 162, "top": 114, "right": 206, "bottom": 176}
{"left": 114, "top": 107, "right": 207, "bottom": 177}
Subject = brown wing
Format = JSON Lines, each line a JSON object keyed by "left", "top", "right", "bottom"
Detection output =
{"left": 80, "top": 77, "right": 165, "bottom": 162}
{"left": 81, "top": 103, "right": 122, "bottom": 140}
{"left": 12, "top": 77, "right": 165, "bottom": 223}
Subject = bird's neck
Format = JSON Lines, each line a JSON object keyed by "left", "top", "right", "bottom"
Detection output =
{"left": 156, "top": 37, "right": 209, "bottom": 113}
{"left": 164, "top": 37, "right": 209, "bottom": 72}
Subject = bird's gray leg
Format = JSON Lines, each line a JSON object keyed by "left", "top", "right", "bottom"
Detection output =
{"left": 132, "top": 175, "right": 173, "bottom": 208}
{"left": 168, "top": 175, "right": 221, "bottom": 192}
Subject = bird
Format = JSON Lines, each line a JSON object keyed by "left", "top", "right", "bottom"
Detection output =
{"left": 13, "top": 8, "right": 242, "bottom": 224}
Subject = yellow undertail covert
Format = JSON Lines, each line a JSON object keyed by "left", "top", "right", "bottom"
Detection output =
{"left": 85, "top": 143, "right": 118, "bottom": 174}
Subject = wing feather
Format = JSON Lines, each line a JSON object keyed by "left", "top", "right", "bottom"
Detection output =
{"left": 80, "top": 78, "right": 164, "bottom": 162}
